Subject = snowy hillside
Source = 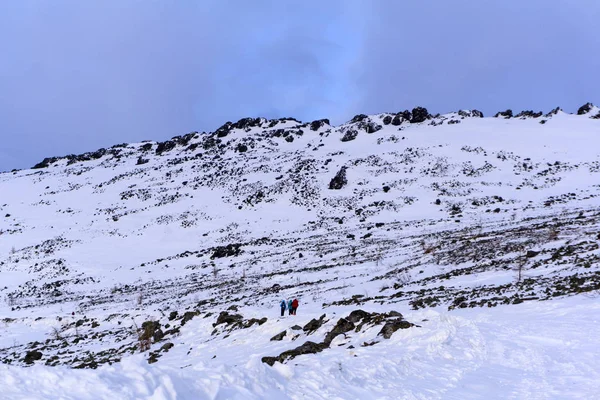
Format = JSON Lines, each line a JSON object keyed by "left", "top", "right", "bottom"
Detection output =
{"left": 1, "top": 104, "right": 600, "bottom": 399}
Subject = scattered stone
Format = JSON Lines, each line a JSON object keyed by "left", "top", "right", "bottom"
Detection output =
{"left": 270, "top": 331, "right": 287, "bottom": 341}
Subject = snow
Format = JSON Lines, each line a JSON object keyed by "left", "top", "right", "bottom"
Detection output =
{"left": 1, "top": 109, "right": 600, "bottom": 398}
{"left": 2, "top": 297, "right": 599, "bottom": 399}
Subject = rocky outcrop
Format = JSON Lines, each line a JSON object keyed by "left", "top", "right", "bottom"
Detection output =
{"left": 577, "top": 102, "right": 594, "bottom": 115}
{"left": 495, "top": 109, "right": 513, "bottom": 119}
{"left": 329, "top": 167, "right": 348, "bottom": 190}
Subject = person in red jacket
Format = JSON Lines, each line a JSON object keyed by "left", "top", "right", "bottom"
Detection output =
{"left": 292, "top": 298, "right": 299, "bottom": 315}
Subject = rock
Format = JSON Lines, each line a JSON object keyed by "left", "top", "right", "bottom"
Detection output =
{"left": 364, "top": 122, "right": 382, "bottom": 134}
{"left": 382, "top": 186, "right": 390, "bottom": 193}
{"left": 181, "top": 311, "right": 198, "bottom": 326}
{"left": 346, "top": 310, "right": 371, "bottom": 323}
{"left": 578, "top": 102, "right": 594, "bottom": 115}
{"left": 236, "top": 144, "right": 248, "bottom": 153}
{"left": 458, "top": 110, "right": 484, "bottom": 118}
{"left": 378, "top": 319, "right": 413, "bottom": 339}
{"left": 290, "top": 325, "right": 302, "bottom": 331}
{"left": 323, "top": 318, "right": 355, "bottom": 345}
{"left": 546, "top": 107, "right": 562, "bottom": 117}
{"left": 211, "top": 243, "right": 243, "bottom": 259}
{"left": 410, "top": 107, "right": 430, "bottom": 123}
{"left": 168, "top": 311, "right": 178, "bottom": 321}
{"left": 310, "top": 119, "right": 330, "bottom": 131}
{"left": 155, "top": 140, "right": 176, "bottom": 155}
{"left": 303, "top": 314, "right": 326, "bottom": 334}
{"left": 261, "top": 356, "right": 279, "bottom": 366}
{"left": 270, "top": 331, "right": 287, "bottom": 341}
{"left": 515, "top": 110, "right": 543, "bottom": 118}
{"left": 382, "top": 115, "right": 392, "bottom": 125}
{"left": 214, "top": 311, "right": 243, "bottom": 327}
{"left": 262, "top": 341, "right": 328, "bottom": 365}
{"left": 140, "top": 143, "right": 153, "bottom": 151}
{"left": 494, "top": 109, "right": 513, "bottom": 118}
{"left": 341, "top": 129, "right": 358, "bottom": 142}
{"left": 136, "top": 156, "right": 149, "bottom": 165}
{"left": 329, "top": 167, "right": 348, "bottom": 190}
{"left": 350, "top": 114, "right": 368, "bottom": 123}
{"left": 24, "top": 350, "right": 43, "bottom": 364}
{"left": 391, "top": 115, "right": 404, "bottom": 126}
{"left": 526, "top": 250, "right": 540, "bottom": 258}
{"left": 160, "top": 343, "right": 174, "bottom": 352}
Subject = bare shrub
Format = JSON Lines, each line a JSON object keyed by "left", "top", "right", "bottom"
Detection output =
{"left": 133, "top": 320, "right": 152, "bottom": 352}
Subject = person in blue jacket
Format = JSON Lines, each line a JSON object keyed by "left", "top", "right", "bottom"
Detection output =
{"left": 280, "top": 299, "right": 287, "bottom": 317}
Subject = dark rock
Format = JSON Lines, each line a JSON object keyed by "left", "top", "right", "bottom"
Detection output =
{"left": 214, "top": 311, "right": 243, "bottom": 327}
{"left": 155, "top": 140, "right": 176, "bottom": 155}
{"left": 382, "top": 115, "right": 392, "bottom": 125}
{"left": 515, "top": 110, "right": 543, "bottom": 118}
{"left": 346, "top": 310, "right": 371, "bottom": 323}
{"left": 310, "top": 119, "right": 330, "bottom": 131}
{"left": 391, "top": 115, "right": 404, "bottom": 126}
{"left": 526, "top": 250, "right": 540, "bottom": 258}
{"left": 24, "top": 350, "right": 43, "bottom": 364}
{"left": 410, "top": 107, "right": 430, "bottom": 123}
{"left": 32, "top": 157, "right": 60, "bottom": 169}
{"left": 236, "top": 144, "right": 248, "bottom": 153}
{"left": 323, "top": 318, "right": 355, "bottom": 345}
{"left": 290, "top": 325, "right": 302, "bottom": 331}
{"left": 546, "top": 107, "right": 562, "bottom": 117}
{"left": 329, "top": 167, "right": 348, "bottom": 190}
{"left": 578, "top": 102, "right": 594, "bottom": 115}
{"left": 350, "top": 114, "right": 368, "bottom": 123}
{"left": 160, "top": 343, "right": 174, "bottom": 352}
{"left": 303, "top": 314, "right": 326, "bottom": 334}
{"left": 140, "top": 143, "right": 153, "bottom": 151}
{"left": 382, "top": 185, "right": 390, "bottom": 193}
{"left": 181, "top": 311, "right": 198, "bottom": 326}
{"left": 341, "top": 129, "right": 358, "bottom": 142}
{"left": 136, "top": 156, "right": 149, "bottom": 165}
{"left": 168, "top": 311, "right": 178, "bottom": 321}
{"left": 261, "top": 356, "right": 279, "bottom": 366}
{"left": 494, "top": 109, "right": 513, "bottom": 118}
{"left": 270, "top": 331, "right": 287, "bottom": 341}
{"left": 211, "top": 243, "right": 243, "bottom": 259}
{"left": 458, "top": 110, "right": 484, "bottom": 118}
{"left": 378, "top": 319, "right": 413, "bottom": 339}
{"left": 364, "top": 122, "right": 382, "bottom": 134}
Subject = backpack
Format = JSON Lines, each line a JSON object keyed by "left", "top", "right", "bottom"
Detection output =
{"left": 280, "top": 300, "right": 286, "bottom": 309}
{"left": 292, "top": 299, "right": 298, "bottom": 308}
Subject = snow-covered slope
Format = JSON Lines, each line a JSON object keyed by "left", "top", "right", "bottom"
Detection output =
{"left": 1, "top": 104, "right": 600, "bottom": 399}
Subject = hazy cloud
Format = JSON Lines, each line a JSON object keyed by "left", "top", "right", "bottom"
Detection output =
{"left": 0, "top": 1, "right": 598, "bottom": 171}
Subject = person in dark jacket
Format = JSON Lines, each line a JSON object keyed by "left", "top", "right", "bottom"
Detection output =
{"left": 288, "top": 299, "right": 293, "bottom": 315}
{"left": 292, "top": 298, "right": 299, "bottom": 315}
{"left": 280, "top": 299, "right": 287, "bottom": 317}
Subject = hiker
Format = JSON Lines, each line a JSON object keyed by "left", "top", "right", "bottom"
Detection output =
{"left": 288, "top": 299, "right": 293, "bottom": 315}
{"left": 292, "top": 298, "right": 299, "bottom": 315}
{"left": 279, "top": 299, "right": 287, "bottom": 317}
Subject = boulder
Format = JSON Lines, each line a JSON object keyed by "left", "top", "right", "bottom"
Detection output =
{"left": 270, "top": 331, "right": 287, "bottom": 341}
{"left": 24, "top": 350, "right": 43, "bottom": 364}
{"left": 410, "top": 107, "right": 430, "bottom": 123}
{"left": 577, "top": 102, "right": 594, "bottom": 115}
{"left": 378, "top": 319, "right": 413, "bottom": 339}
{"left": 303, "top": 314, "right": 327, "bottom": 334}
{"left": 323, "top": 318, "right": 355, "bottom": 345}
{"left": 329, "top": 167, "right": 348, "bottom": 190}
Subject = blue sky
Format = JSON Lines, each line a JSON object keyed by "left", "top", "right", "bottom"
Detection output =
{"left": 1, "top": 0, "right": 599, "bottom": 171}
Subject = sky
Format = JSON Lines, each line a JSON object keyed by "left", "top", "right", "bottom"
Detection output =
{"left": 0, "top": 0, "right": 599, "bottom": 171}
